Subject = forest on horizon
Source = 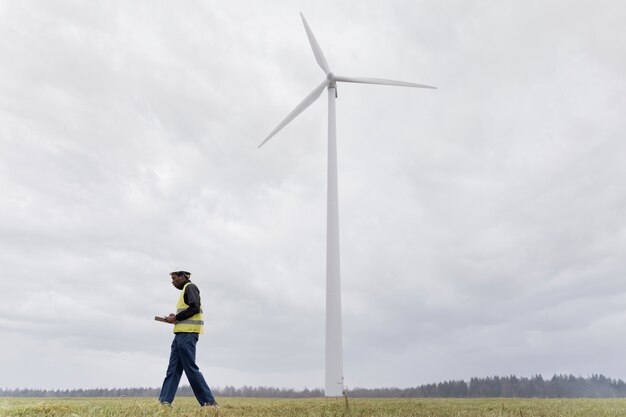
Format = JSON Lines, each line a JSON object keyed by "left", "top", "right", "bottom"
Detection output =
{"left": 2, "top": 374, "right": 626, "bottom": 398}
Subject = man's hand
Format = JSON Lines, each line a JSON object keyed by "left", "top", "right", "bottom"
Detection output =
{"left": 165, "top": 313, "right": 177, "bottom": 324}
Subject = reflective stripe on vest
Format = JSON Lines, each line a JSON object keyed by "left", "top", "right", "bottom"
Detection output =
{"left": 173, "top": 282, "right": 204, "bottom": 334}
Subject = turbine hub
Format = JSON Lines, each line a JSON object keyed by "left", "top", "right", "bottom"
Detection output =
{"left": 327, "top": 72, "right": 337, "bottom": 93}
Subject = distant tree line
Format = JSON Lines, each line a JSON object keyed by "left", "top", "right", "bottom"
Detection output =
{"left": 0, "top": 385, "right": 322, "bottom": 398}
{"left": 2, "top": 375, "right": 626, "bottom": 398}
{"left": 350, "top": 375, "right": 626, "bottom": 398}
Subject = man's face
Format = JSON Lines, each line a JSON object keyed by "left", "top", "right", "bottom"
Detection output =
{"left": 171, "top": 273, "right": 186, "bottom": 289}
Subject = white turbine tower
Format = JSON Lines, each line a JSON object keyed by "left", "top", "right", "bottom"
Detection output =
{"left": 259, "top": 13, "right": 436, "bottom": 397}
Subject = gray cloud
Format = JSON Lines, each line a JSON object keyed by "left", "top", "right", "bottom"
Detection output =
{"left": 1, "top": 0, "right": 625, "bottom": 390}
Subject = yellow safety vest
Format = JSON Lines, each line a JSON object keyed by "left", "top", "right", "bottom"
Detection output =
{"left": 173, "top": 282, "right": 204, "bottom": 334}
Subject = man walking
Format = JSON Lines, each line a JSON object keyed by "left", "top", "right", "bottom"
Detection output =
{"left": 159, "top": 270, "right": 219, "bottom": 408}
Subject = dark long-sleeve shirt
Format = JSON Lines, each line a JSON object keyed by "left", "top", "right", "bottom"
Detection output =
{"left": 175, "top": 281, "right": 202, "bottom": 321}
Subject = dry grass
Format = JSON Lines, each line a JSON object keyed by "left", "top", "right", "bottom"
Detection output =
{"left": 2, "top": 397, "right": 626, "bottom": 417}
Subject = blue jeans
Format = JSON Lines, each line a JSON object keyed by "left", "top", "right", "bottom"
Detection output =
{"left": 159, "top": 332, "right": 216, "bottom": 405}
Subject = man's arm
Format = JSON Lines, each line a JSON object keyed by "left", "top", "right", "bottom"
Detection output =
{"left": 175, "top": 283, "right": 201, "bottom": 321}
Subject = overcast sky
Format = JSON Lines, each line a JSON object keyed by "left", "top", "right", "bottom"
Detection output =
{"left": 1, "top": 0, "right": 626, "bottom": 391}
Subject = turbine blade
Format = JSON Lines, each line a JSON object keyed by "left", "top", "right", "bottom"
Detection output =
{"left": 300, "top": 13, "right": 331, "bottom": 74}
{"left": 334, "top": 75, "right": 437, "bottom": 89}
{"left": 258, "top": 79, "right": 330, "bottom": 148}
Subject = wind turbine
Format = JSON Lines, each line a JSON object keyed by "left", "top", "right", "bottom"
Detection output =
{"left": 259, "top": 13, "right": 436, "bottom": 397}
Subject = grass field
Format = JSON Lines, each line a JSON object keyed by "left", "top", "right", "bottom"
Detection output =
{"left": 2, "top": 397, "right": 626, "bottom": 417}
